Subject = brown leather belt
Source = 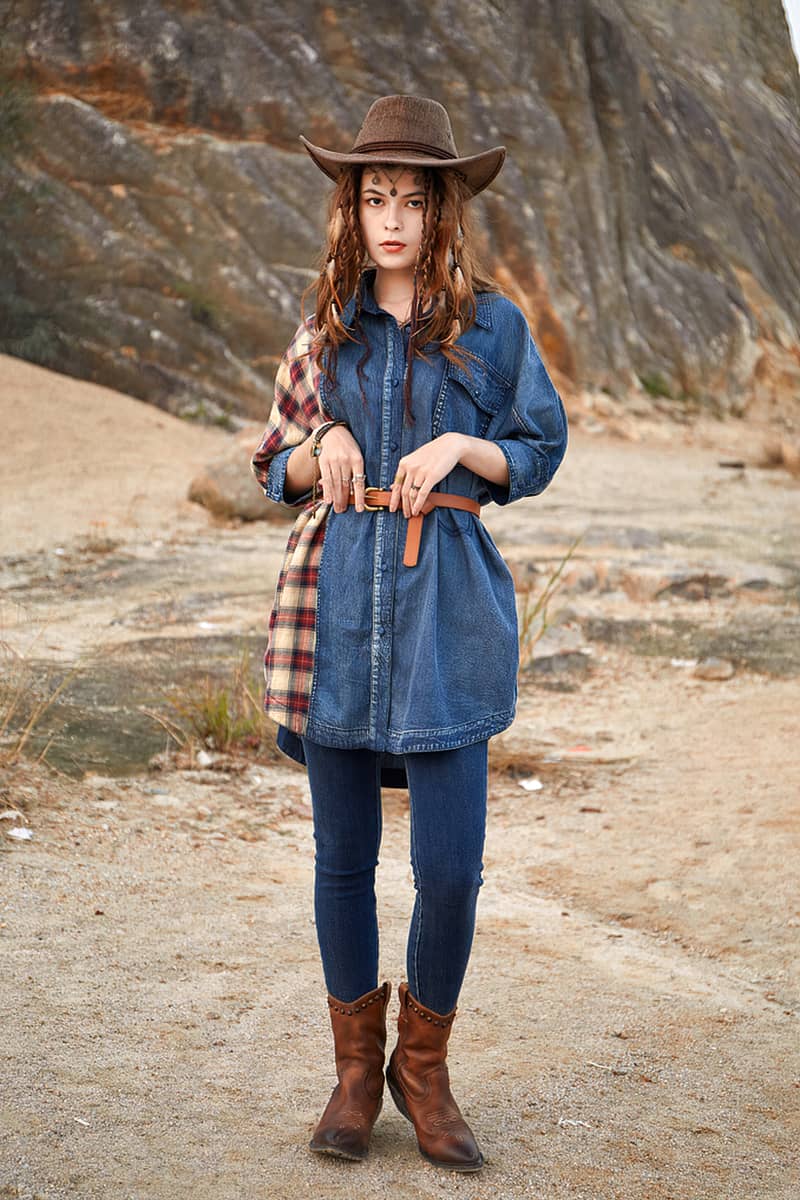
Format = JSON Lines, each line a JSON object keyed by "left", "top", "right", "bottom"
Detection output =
{"left": 347, "top": 487, "right": 481, "bottom": 567}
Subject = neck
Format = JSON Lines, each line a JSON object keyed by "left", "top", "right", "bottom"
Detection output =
{"left": 373, "top": 266, "right": 416, "bottom": 306}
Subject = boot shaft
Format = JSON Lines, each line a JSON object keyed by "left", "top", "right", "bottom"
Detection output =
{"left": 394, "top": 981, "right": 455, "bottom": 1072}
{"left": 327, "top": 981, "right": 391, "bottom": 1075}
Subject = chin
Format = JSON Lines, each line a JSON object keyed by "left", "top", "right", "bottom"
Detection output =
{"left": 377, "top": 254, "right": 415, "bottom": 269}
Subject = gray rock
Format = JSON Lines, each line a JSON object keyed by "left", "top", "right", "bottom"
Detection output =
{"left": 0, "top": 1, "right": 798, "bottom": 416}
{"left": 188, "top": 432, "right": 295, "bottom": 521}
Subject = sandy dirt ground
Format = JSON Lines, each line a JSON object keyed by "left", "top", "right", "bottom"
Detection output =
{"left": 1, "top": 355, "right": 799, "bottom": 1200}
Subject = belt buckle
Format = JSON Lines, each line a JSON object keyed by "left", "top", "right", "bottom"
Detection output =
{"left": 363, "top": 487, "right": 385, "bottom": 511}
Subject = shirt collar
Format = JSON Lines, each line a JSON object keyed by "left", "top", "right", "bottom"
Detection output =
{"left": 342, "top": 267, "right": 493, "bottom": 331}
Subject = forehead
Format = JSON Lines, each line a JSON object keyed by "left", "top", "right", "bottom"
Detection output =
{"left": 360, "top": 165, "right": 427, "bottom": 192}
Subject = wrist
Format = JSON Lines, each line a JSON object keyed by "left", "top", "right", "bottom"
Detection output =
{"left": 448, "top": 431, "right": 471, "bottom": 462}
{"left": 309, "top": 419, "right": 348, "bottom": 457}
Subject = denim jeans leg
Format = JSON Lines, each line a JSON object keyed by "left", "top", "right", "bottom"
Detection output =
{"left": 403, "top": 740, "right": 488, "bottom": 1014}
{"left": 301, "top": 737, "right": 383, "bottom": 1002}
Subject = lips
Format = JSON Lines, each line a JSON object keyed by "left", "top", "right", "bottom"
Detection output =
{"left": 380, "top": 241, "right": 406, "bottom": 248}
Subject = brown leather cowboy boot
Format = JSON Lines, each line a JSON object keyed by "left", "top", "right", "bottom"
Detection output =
{"left": 385, "top": 981, "right": 484, "bottom": 1171}
{"left": 309, "top": 980, "right": 391, "bottom": 1161}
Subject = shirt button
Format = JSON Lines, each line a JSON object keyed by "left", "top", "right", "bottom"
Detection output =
{"left": 377, "top": 626, "right": 385, "bottom": 636}
{"left": 390, "top": 441, "right": 398, "bottom": 451}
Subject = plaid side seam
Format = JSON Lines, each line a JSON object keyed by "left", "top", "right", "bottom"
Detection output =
{"left": 250, "top": 318, "right": 333, "bottom": 733}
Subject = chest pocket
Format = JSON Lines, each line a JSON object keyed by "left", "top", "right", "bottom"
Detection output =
{"left": 432, "top": 354, "right": 511, "bottom": 439}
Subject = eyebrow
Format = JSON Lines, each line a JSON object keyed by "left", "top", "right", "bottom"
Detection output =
{"left": 361, "top": 187, "right": 426, "bottom": 198}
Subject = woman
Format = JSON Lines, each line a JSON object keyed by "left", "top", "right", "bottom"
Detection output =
{"left": 251, "top": 95, "right": 567, "bottom": 1172}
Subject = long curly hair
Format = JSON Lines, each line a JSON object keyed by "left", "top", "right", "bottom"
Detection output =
{"left": 300, "top": 163, "right": 503, "bottom": 423}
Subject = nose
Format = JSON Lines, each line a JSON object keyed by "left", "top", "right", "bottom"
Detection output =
{"left": 384, "top": 200, "right": 403, "bottom": 230}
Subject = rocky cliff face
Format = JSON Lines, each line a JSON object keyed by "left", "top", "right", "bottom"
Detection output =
{"left": 1, "top": 0, "right": 798, "bottom": 420}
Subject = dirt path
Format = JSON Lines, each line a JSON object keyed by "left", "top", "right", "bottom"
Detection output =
{"left": 1, "top": 357, "right": 798, "bottom": 1199}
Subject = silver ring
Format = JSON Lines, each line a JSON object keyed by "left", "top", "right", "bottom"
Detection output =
{"left": 410, "top": 484, "right": 420, "bottom": 492}
{"left": 352, "top": 472, "right": 367, "bottom": 481}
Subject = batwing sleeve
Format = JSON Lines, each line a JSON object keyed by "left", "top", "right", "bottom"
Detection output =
{"left": 485, "top": 306, "right": 568, "bottom": 506}
{"left": 250, "top": 318, "right": 327, "bottom": 508}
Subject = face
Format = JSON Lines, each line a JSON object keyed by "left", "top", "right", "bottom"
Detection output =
{"left": 358, "top": 166, "right": 427, "bottom": 276}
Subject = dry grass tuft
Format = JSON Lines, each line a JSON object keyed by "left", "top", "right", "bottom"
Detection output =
{"left": 0, "top": 642, "right": 79, "bottom": 770}
{"left": 516, "top": 534, "right": 582, "bottom": 672}
{"left": 153, "top": 648, "right": 282, "bottom": 762}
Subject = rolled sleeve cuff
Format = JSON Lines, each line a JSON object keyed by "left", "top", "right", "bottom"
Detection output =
{"left": 257, "top": 446, "right": 314, "bottom": 508}
{"left": 486, "top": 439, "right": 548, "bottom": 506}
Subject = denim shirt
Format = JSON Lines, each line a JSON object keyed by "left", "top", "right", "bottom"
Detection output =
{"left": 263, "top": 268, "right": 567, "bottom": 778}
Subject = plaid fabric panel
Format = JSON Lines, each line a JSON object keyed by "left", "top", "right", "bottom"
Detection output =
{"left": 262, "top": 499, "right": 330, "bottom": 732}
{"left": 251, "top": 318, "right": 327, "bottom": 487}
{"left": 251, "top": 318, "right": 332, "bottom": 732}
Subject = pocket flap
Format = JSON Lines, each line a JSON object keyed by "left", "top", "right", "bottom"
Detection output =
{"left": 446, "top": 356, "right": 509, "bottom": 416}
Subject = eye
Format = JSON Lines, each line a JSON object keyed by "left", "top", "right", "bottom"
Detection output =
{"left": 407, "top": 199, "right": 424, "bottom": 209}
{"left": 364, "top": 196, "right": 383, "bottom": 207}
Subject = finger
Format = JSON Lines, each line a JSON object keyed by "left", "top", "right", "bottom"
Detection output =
{"left": 402, "top": 476, "right": 422, "bottom": 519}
{"left": 351, "top": 465, "right": 367, "bottom": 513}
{"left": 395, "top": 464, "right": 411, "bottom": 517}
{"left": 411, "top": 479, "right": 431, "bottom": 515}
{"left": 319, "top": 462, "right": 335, "bottom": 506}
{"left": 321, "top": 451, "right": 349, "bottom": 512}
{"left": 334, "top": 468, "right": 351, "bottom": 513}
{"left": 389, "top": 473, "right": 404, "bottom": 513}
{"left": 407, "top": 480, "right": 426, "bottom": 518}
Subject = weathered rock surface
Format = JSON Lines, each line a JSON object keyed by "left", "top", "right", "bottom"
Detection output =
{"left": 1, "top": 0, "right": 799, "bottom": 418}
{"left": 188, "top": 427, "right": 296, "bottom": 521}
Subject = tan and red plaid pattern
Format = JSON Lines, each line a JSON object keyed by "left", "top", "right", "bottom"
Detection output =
{"left": 251, "top": 318, "right": 333, "bottom": 732}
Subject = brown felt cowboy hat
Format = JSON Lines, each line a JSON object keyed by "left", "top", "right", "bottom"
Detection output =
{"left": 299, "top": 95, "right": 506, "bottom": 197}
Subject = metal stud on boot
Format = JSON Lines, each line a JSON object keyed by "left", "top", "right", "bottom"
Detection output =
{"left": 385, "top": 981, "right": 484, "bottom": 1172}
{"left": 309, "top": 981, "right": 391, "bottom": 1161}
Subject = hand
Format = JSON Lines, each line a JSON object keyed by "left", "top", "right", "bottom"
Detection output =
{"left": 316, "top": 426, "right": 367, "bottom": 512}
{"left": 389, "top": 433, "right": 466, "bottom": 517}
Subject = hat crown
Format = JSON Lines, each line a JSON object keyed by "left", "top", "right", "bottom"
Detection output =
{"left": 351, "top": 95, "right": 459, "bottom": 160}
{"left": 299, "top": 94, "right": 506, "bottom": 197}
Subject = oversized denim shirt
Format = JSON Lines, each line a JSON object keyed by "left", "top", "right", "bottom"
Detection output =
{"left": 259, "top": 268, "right": 567, "bottom": 781}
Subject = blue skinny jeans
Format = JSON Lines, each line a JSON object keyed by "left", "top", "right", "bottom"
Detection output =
{"left": 300, "top": 737, "right": 488, "bottom": 1016}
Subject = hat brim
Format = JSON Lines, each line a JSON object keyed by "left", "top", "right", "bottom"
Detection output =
{"left": 299, "top": 135, "right": 505, "bottom": 197}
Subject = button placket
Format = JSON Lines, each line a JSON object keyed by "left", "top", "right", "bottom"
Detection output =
{"left": 368, "top": 320, "right": 401, "bottom": 744}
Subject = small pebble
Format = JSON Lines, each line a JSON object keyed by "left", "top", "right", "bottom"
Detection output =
{"left": 693, "top": 656, "right": 735, "bottom": 681}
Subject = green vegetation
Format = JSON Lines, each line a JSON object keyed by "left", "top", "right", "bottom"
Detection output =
{"left": 173, "top": 393, "right": 237, "bottom": 430}
{"left": 173, "top": 280, "right": 221, "bottom": 332}
{"left": 639, "top": 371, "right": 673, "bottom": 399}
